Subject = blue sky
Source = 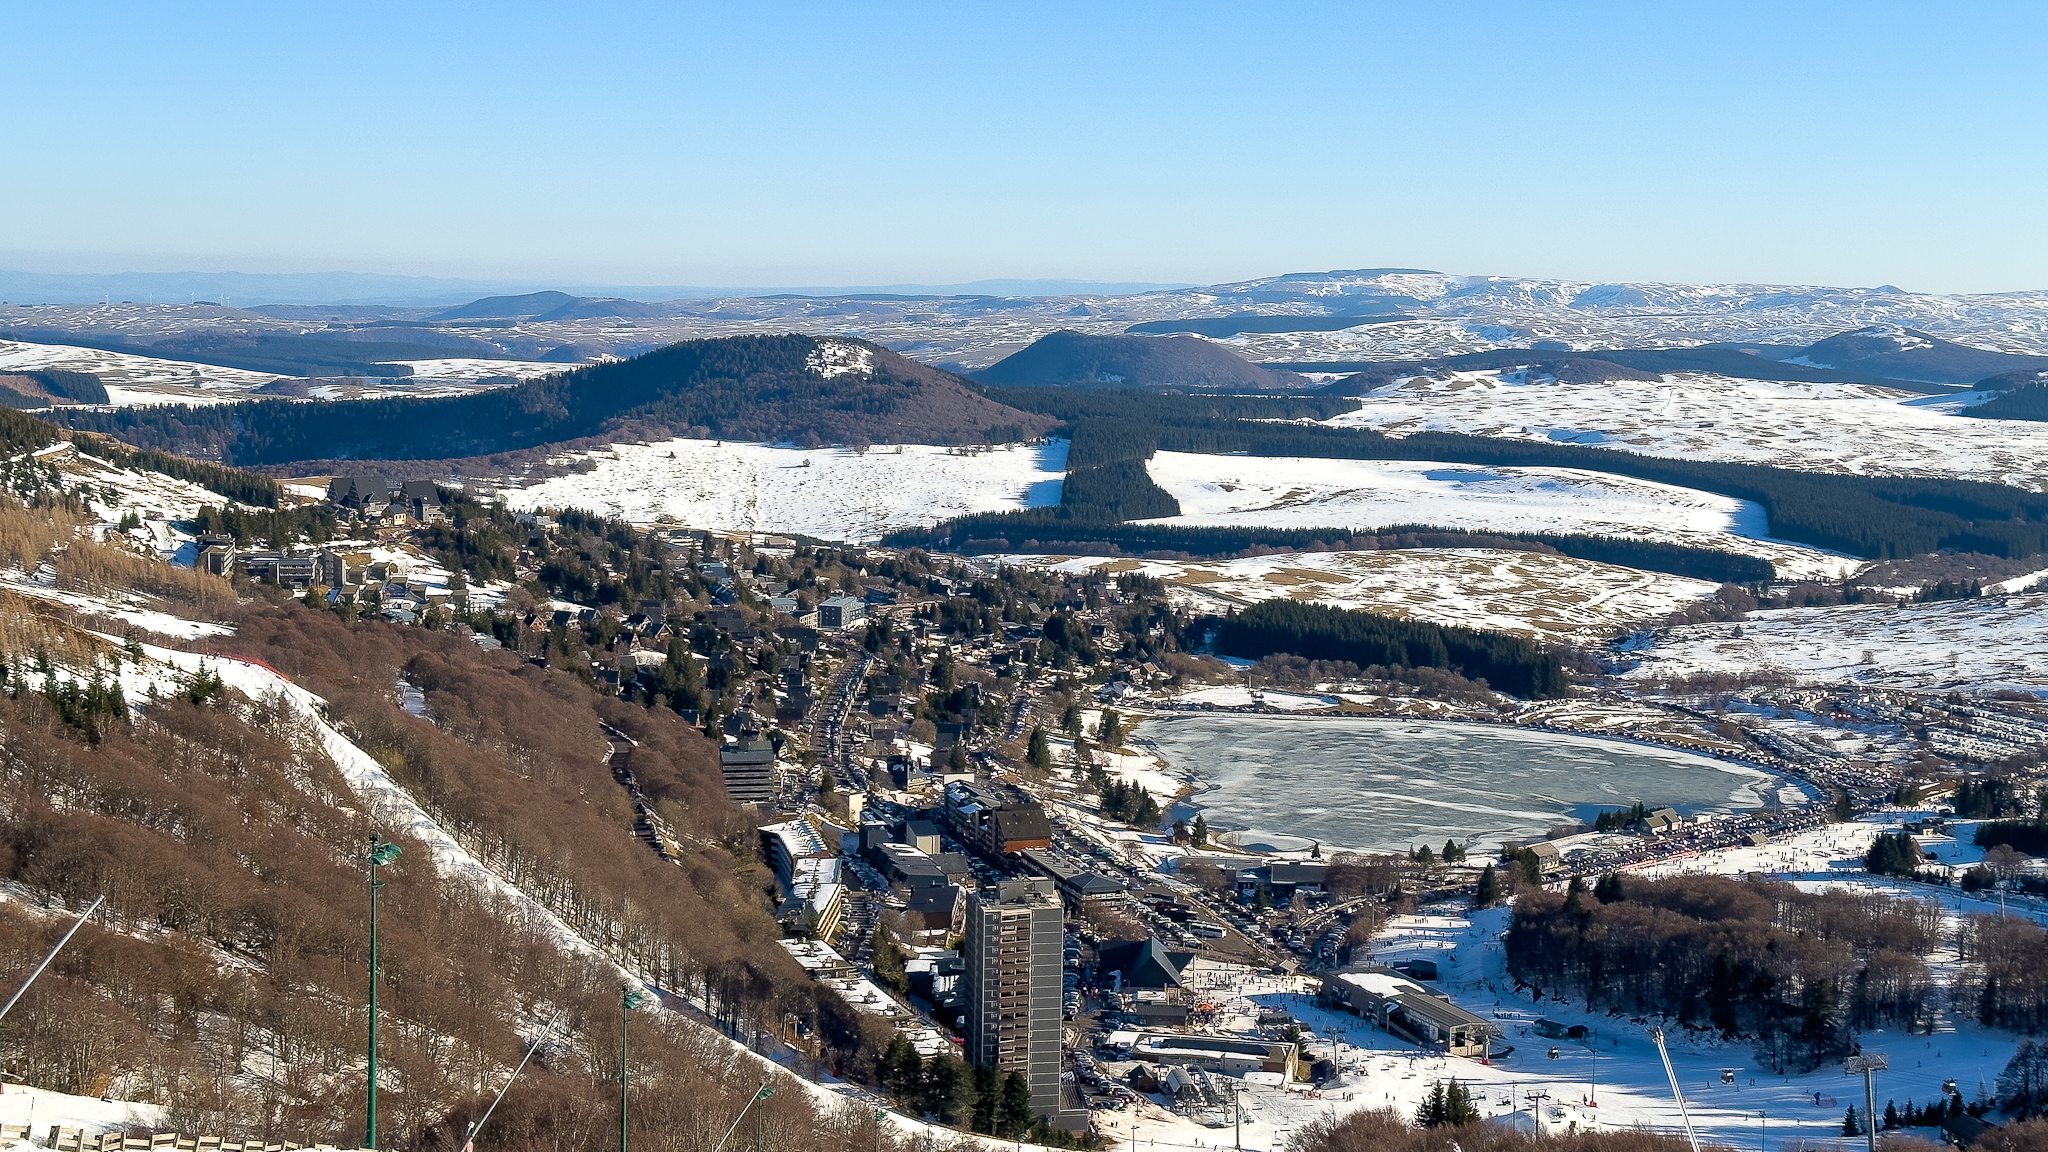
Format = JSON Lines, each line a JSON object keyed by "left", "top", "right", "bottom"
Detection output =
{"left": 6, "top": 1, "right": 2045, "bottom": 292}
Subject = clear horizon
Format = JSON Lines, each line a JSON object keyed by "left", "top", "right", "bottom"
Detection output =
{"left": 10, "top": 1, "right": 2048, "bottom": 294}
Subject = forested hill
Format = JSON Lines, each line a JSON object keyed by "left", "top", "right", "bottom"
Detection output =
{"left": 58, "top": 335, "right": 1059, "bottom": 467}
{"left": 976, "top": 330, "right": 1307, "bottom": 391}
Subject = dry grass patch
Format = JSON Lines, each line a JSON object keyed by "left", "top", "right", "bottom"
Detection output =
{"left": 57, "top": 537, "right": 235, "bottom": 609}
{"left": 0, "top": 501, "right": 84, "bottom": 571}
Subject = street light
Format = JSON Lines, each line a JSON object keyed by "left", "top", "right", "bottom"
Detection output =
{"left": 712, "top": 1081, "right": 776, "bottom": 1152}
{"left": 366, "top": 836, "right": 401, "bottom": 1151}
{"left": 621, "top": 985, "right": 649, "bottom": 1152}
{"left": 466, "top": 1005, "right": 566, "bottom": 1152}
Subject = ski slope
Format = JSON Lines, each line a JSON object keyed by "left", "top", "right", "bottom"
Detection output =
{"left": 1139, "top": 452, "right": 1855, "bottom": 581}
{"left": 503, "top": 437, "right": 1068, "bottom": 540}
{"left": 1325, "top": 371, "right": 2048, "bottom": 490}
{"left": 1090, "top": 816, "right": 2030, "bottom": 1152}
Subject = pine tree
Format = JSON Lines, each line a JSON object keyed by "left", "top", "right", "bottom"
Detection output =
{"left": 970, "top": 1063, "right": 999, "bottom": 1133}
{"left": 1843, "top": 1105, "right": 1861, "bottom": 1136}
{"left": 1448, "top": 1079, "right": 1479, "bottom": 1125}
{"left": 1417, "top": 1080, "right": 1449, "bottom": 1128}
{"left": 1473, "top": 864, "right": 1501, "bottom": 908}
{"left": 1443, "top": 839, "right": 1462, "bottom": 863}
{"left": 873, "top": 921, "right": 909, "bottom": 994}
{"left": 881, "top": 1034, "right": 922, "bottom": 1099}
{"left": 1026, "top": 726, "right": 1051, "bottom": 772}
{"left": 1884, "top": 1101, "right": 1900, "bottom": 1130}
{"left": 1563, "top": 875, "right": 1587, "bottom": 916}
{"left": 1191, "top": 813, "right": 1208, "bottom": 846}
{"left": 1417, "top": 1079, "right": 1478, "bottom": 1127}
{"left": 919, "top": 1055, "right": 970, "bottom": 1124}
{"left": 997, "top": 1070, "right": 1035, "bottom": 1137}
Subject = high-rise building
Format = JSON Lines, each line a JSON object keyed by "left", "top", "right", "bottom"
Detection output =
{"left": 719, "top": 736, "right": 777, "bottom": 805}
{"left": 962, "top": 878, "right": 1064, "bottom": 1118}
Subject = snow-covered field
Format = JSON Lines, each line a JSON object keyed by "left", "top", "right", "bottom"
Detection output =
{"left": 0, "top": 337, "right": 283, "bottom": 404}
{"left": 1140, "top": 452, "right": 1855, "bottom": 580}
{"left": 45, "top": 441, "right": 248, "bottom": 528}
{"left": 1325, "top": 371, "right": 2048, "bottom": 490}
{"left": 503, "top": 438, "right": 1067, "bottom": 540}
{"left": 1624, "top": 591, "right": 2048, "bottom": 692}
{"left": 0, "top": 338, "right": 556, "bottom": 407}
{"left": 1027, "top": 549, "right": 1718, "bottom": 642}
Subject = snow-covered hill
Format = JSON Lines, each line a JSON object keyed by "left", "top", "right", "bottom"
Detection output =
{"left": 1136, "top": 451, "right": 1854, "bottom": 580}
{"left": 1323, "top": 370, "right": 2048, "bottom": 489}
{"left": 0, "top": 337, "right": 564, "bottom": 408}
{"left": 501, "top": 438, "right": 1067, "bottom": 540}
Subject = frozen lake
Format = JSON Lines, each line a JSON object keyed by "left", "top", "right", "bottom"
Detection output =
{"left": 1139, "top": 714, "right": 1791, "bottom": 854}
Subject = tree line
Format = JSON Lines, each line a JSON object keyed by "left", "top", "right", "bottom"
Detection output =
{"left": 1507, "top": 873, "right": 1946, "bottom": 1074}
{"left": 892, "top": 512, "right": 1775, "bottom": 584}
{"left": 72, "top": 435, "right": 282, "bottom": 507}
{"left": 1213, "top": 599, "right": 1566, "bottom": 699}
{"left": 1021, "top": 412, "right": 2048, "bottom": 561}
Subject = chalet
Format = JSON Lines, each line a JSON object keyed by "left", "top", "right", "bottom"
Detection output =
{"left": 1941, "top": 1113, "right": 1998, "bottom": 1148}
{"left": 327, "top": 476, "right": 390, "bottom": 509}
{"left": 1098, "top": 937, "right": 1190, "bottom": 994}
{"left": 1630, "top": 808, "right": 1683, "bottom": 835}
{"left": 397, "top": 480, "right": 446, "bottom": 522}
{"left": 902, "top": 884, "right": 964, "bottom": 942}
{"left": 1323, "top": 967, "right": 1496, "bottom": 1058}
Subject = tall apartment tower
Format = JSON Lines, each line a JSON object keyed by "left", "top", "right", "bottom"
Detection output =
{"left": 962, "top": 878, "right": 1064, "bottom": 1118}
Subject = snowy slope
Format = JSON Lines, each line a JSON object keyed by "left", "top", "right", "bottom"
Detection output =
{"left": 0, "top": 339, "right": 555, "bottom": 408}
{"left": 502, "top": 438, "right": 1067, "bottom": 540}
{"left": 1138, "top": 452, "right": 1855, "bottom": 580}
{"left": 124, "top": 646, "right": 1062, "bottom": 1152}
{"left": 1622, "top": 591, "right": 2048, "bottom": 692}
{"left": 1324, "top": 371, "right": 2048, "bottom": 489}
{"left": 0, "top": 338, "right": 283, "bottom": 404}
{"left": 1019, "top": 549, "right": 1719, "bottom": 642}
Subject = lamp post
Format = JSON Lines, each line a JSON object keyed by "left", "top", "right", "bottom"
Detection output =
{"left": 466, "top": 1005, "right": 566, "bottom": 1152}
{"left": 366, "top": 836, "right": 401, "bottom": 1151}
{"left": 621, "top": 985, "right": 648, "bottom": 1152}
{"left": 711, "top": 1081, "right": 776, "bottom": 1152}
